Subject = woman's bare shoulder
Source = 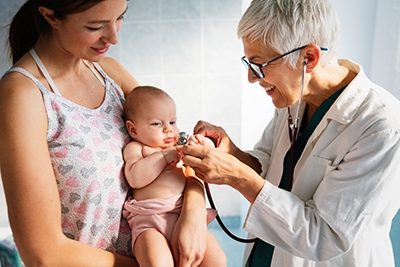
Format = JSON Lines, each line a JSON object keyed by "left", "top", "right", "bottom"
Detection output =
{"left": 0, "top": 69, "right": 46, "bottom": 112}
{"left": 99, "top": 57, "right": 139, "bottom": 96}
{"left": 0, "top": 68, "right": 48, "bottom": 150}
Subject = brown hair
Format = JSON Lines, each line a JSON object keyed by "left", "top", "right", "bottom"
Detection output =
{"left": 8, "top": 0, "right": 105, "bottom": 64}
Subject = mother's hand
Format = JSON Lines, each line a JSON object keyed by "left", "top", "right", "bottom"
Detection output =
{"left": 170, "top": 176, "right": 207, "bottom": 266}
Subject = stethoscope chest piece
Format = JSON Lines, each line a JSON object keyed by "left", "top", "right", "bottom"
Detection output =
{"left": 177, "top": 131, "right": 190, "bottom": 145}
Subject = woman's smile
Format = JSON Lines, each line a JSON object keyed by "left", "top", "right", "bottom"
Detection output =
{"left": 92, "top": 46, "right": 110, "bottom": 54}
{"left": 263, "top": 85, "right": 275, "bottom": 95}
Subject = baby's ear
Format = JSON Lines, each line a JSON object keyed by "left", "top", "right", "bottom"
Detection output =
{"left": 126, "top": 120, "right": 137, "bottom": 138}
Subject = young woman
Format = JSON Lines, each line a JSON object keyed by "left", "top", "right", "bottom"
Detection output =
{"left": 0, "top": 0, "right": 208, "bottom": 266}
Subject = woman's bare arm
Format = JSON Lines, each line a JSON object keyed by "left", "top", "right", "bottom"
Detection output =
{"left": 170, "top": 174, "right": 207, "bottom": 267}
{"left": 0, "top": 73, "right": 138, "bottom": 267}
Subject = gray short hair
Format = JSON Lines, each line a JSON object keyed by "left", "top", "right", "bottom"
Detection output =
{"left": 237, "top": 0, "right": 339, "bottom": 68}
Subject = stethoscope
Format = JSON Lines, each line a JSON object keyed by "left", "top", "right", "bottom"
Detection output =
{"left": 177, "top": 132, "right": 258, "bottom": 243}
{"left": 288, "top": 58, "right": 307, "bottom": 142}
{"left": 286, "top": 59, "right": 308, "bottom": 190}
{"left": 177, "top": 60, "right": 308, "bottom": 243}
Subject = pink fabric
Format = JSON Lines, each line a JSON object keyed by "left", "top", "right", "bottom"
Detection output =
{"left": 123, "top": 194, "right": 217, "bottom": 248}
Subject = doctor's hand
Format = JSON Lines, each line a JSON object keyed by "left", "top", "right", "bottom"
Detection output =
{"left": 192, "top": 120, "right": 239, "bottom": 154}
{"left": 181, "top": 145, "right": 265, "bottom": 203}
{"left": 181, "top": 145, "right": 242, "bottom": 185}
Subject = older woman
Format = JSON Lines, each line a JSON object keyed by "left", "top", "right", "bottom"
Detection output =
{"left": 181, "top": 0, "right": 400, "bottom": 266}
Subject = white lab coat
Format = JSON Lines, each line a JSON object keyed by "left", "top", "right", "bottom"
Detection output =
{"left": 243, "top": 59, "right": 400, "bottom": 266}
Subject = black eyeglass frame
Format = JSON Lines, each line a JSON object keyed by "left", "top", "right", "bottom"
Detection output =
{"left": 241, "top": 45, "right": 328, "bottom": 79}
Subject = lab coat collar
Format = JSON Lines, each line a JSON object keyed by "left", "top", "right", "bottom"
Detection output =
{"left": 326, "top": 59, "right": 372, "bottom": 125}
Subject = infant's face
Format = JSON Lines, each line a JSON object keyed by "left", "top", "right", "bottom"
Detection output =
{"left": 132, "top": 98, "right": 180, "bottom": 149}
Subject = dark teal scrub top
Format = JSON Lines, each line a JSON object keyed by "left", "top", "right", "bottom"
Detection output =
{"left": 246, "top": 87, "right": 345, "bottom": 267}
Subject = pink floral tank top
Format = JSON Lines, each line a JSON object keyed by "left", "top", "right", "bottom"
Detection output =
{"left": 4, "top": 60, "right": 132, "bottom": 255}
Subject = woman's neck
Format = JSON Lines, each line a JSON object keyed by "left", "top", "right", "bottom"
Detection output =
{"left": 33, "top": 38, "right": 82, "bottom": 75}
{"left": 304, "top": 64, "right": 356, "bottom": 118}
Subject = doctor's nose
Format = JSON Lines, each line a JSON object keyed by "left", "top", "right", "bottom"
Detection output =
{"left": 247, "top": 68, "right": 262, "bottom": 83}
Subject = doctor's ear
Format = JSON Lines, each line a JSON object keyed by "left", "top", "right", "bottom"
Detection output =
{"left": 303, "top": 45, "right": 321, "bottom": 72}
{"left": 304, "top": 53, "right": 316, "bottom": 65}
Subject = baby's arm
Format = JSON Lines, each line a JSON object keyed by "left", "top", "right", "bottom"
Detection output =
{"left": 123, "top": 141, "right": 180, "bottom": 189}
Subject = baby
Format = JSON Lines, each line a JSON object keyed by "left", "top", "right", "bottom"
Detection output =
{"left": 122, "top": 85, "right": 226, "bottom": 266}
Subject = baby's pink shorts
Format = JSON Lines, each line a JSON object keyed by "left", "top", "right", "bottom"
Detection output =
{"left": 123, "top": 194, "right": 217, "bottom": 249}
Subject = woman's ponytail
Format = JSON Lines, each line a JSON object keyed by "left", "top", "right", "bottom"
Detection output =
{"left": 9, "top": 1, "right": 41, "bottom": 64}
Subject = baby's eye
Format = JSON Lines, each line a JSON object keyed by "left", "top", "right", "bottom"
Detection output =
{"left": 151, "top": 122, "right": 162, "bottom": 126}
{"left": 170, "top": 121, "right": 176, "bottom": 125}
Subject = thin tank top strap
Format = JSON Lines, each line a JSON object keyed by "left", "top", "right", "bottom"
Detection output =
{"left": 83, "top": 60, "right": 105, "bottom": 87}
{"left": 29, "top": 48, "right": 62, "bottom": 96}
{"left": 2, "top": 67, "right": 51, "bottom": 96}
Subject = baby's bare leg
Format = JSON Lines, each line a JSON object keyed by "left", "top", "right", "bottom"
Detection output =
{"left": 134, "top": 230, "right": 174, "bottom": 267}
{"left": 199, "top": 231, "right": 227, "bottom": 267}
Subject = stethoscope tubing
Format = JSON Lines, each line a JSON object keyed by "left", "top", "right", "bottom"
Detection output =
{"left": 205, "top": 182, "right": 258, "bottom": 243}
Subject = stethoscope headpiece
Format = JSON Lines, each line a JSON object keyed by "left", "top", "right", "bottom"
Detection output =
{"left": 177, "top": 131, "right": 190, "bottom": 145}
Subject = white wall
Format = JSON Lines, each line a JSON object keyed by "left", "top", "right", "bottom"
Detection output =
{"left": 331, "top": 0, "right": 377, "bottom": 76}
{"left": 0, "top": 174, "right": 9, "bottom": 227}
{"left": 370, "top": 0, "right": 400, "bottom": 99}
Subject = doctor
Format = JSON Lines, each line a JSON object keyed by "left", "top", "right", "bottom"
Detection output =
{"left": 181, "top": 0, "right": 400, "bottom": 266}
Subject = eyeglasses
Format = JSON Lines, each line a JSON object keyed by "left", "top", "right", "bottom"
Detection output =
{"left": 241, "top": 45, "right": 328, "bottom": 79}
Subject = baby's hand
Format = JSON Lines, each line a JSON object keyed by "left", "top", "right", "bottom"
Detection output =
{"left": 188, "top": 134, "right": 215, "bottom": 148}
{"left": 161, "top": 147, "right": 181, "bottom": 165}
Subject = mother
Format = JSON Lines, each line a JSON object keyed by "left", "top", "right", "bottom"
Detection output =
{"left": 182, "top": 0, "right": 400, "bottom": 266}
{"left": 0, "top": 0, "right": 208, "bottom": 266}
